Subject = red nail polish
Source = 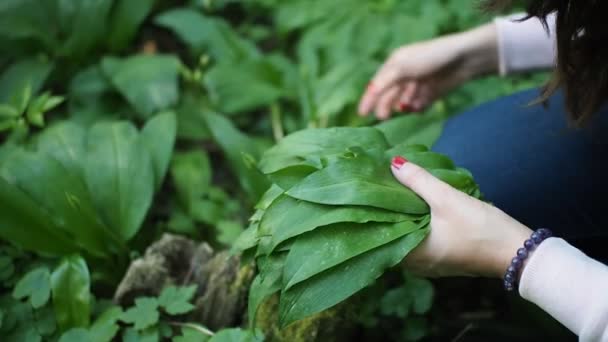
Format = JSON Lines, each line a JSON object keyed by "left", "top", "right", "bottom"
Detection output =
{"left": 399, "top": 103, "right": 408, "bottom": 111}
{"left": 391, "top": 156, "right": 408, "bottom": 169}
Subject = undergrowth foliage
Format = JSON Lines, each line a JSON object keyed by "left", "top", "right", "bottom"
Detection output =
{"left": 0, "top": 0, "right": 544, "bottom": 341}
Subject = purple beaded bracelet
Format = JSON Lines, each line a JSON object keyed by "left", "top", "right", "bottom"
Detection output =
{"left": 503, "top": 228, "right": 553, "bottom": 291}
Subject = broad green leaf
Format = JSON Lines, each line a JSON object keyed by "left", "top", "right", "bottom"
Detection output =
{"left": 266, "top": 165, "right": 318, "bottom": 190}
{"left": 120, "top": 297, "right": 159, "bottom": 331}
{"left": 158, "top": 285, "right": 197, "bottom": 315}
{"left": 430, "top": 169, "right": 477, "bottom": 194}
{"left": 106, "top": 0, "right": 157, "bottom": 51}
{"left": 286, "top": 152, "right": 428, "bottom": 214}
{"left": 101, "top": 55, "right": 181, "bottom": 118}
{"left": 254, "top": 184, "right": 284, "bottom": 210}
{"left": 258, "top": 127, "right": 389, "bottom": 174}
{"left": 232, "top": 221, "right": 260, "bottom": 253}
{"left": 375, "top": 114, "right": 444, "bottom": 147}
{"left": 140, "top": 111, "right": 177, "bottom": 189}
{"left": 51, "top": 255, "right": 91, "bottom": 332}
{"left": 35, "top": 121, "right": 86, "bottom": 173}
{"left": 279, "top": 227, "right": 429, "bottom": 326}
{"left": 2, "top": 151, "right": 119, "bottom": 257}
{"left": 55, "top": 0, "right": 113, "bottom": 60}
{"left": 204, "top": 59, "right": 284, "bottom": 115}
{"left": 383, "top": 150, "right": 455, "bottom": 170}
{"left": 0, "top": 177, "right": 78, "bottom": 256}
{"left": 282, "top": 220, "right": 424, "bottom": 290}
{"left": 12, "top": 267, "right": 51, "bottom": 308}
{"left": 202, "top": 111, "right": 269, "bottom": 202}
{"left": 258, "top": 195, "right": 420, "bottom": 254}
{"left": 154, "top": 8, "right": 259, "bottom": 62}
{"left": 85, "top": 121, "right": 155, "bottom": 241}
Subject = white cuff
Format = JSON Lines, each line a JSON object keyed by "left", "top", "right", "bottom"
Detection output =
{"left": 519, "top": 238, "right": 608, "bottom": 340}
{"left": 494, "top": 13, "right": 556, "bottom": 75}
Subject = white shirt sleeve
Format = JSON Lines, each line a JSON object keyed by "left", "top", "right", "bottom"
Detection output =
{"left": 519, "top": 238, "right": 608, "bottom": 341}
{"left": 494, "top": 13, "right": 557, "bottom": 75}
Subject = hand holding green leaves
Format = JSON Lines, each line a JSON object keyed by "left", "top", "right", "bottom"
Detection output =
{"left": 237, "top": 123, "right": 482, "bottom": 327}
{"left": 390, "top": 158, "right": 532, "bottom": 278}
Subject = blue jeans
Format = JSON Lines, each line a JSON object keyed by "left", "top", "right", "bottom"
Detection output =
{"left": 433, "top": 89, "right": 608, "bottom": 261}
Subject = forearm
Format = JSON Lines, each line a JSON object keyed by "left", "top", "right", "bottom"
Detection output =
{"left": 519, "top": 238, "right": 608, "bottom": 340}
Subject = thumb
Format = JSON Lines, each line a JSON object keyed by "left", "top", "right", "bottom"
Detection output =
{"left": 390, "top": 156, "right": 454, "bottom": 208}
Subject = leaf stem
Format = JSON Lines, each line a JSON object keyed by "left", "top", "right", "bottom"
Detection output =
{"left": 167, "top": 321, "right": 215, "bottom": 336}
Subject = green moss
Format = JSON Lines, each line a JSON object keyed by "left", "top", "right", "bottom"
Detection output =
{"left": 256, "top": 295, "right": 357, "bottom": 342}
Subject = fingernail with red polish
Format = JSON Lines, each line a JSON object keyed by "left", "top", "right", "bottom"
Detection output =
{"left": 399, "top": 103, "right": 408, "bottom": 112}
{"left": 391, "top": 156, "right": 408, "bottom": 169}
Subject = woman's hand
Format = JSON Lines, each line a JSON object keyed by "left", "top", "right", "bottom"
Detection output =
{"left": 390, "top": 156, "right": 532, "bottom": 278}
{"left": 359, "top": 23, "right": 499, "bottom": 120}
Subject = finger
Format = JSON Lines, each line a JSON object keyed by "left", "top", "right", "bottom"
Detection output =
{"left": 359, "top": 59, "right": 405, "bottom": 114}
{"left": 375, "top": 86, "right": 401, "bottom": 120}
{"left": 357, "top": 82, "right": 377, "bottom": 116}
{"left": 410, "top": 85, "right": 432, "bottom": 112}
{"left": 397, "top": 82, "right": 418, "bottom": 111}
{"left": 390, "top": 156, "right": 455, "bottom": 209}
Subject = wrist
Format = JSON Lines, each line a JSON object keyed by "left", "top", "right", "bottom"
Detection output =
{"left": 455, "top": 23, "right": 499, "bottom": 80}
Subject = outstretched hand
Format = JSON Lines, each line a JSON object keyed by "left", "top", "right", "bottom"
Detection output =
{"left": 359, "top": 23, "right": 498, "bottom": 120}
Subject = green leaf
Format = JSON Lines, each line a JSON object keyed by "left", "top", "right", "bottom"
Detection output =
{"left": 0, "top": 104, "right": 19, "bottom": 119}
{"left": 59, "top": 328, "right": 91, "bottom": 342}
{"left": 204, "top": 59, "right": 284, "bottom": 115}
{"left": 286, "top": 151, "right": 428, "bottom": 214}
{"left": 101, "top": 55, "right": 181, "bottom": 118}
{"left": 85, "top": 121, "right": 155, "bottom": 241}
{"left": 258, "top": 127, "right": 389, "bottom": 174}
{"left": 279, "top": 227, "right": 430, "bottom": 327}
{"left": 257, "top": 195, "right": 419, "bottom": 255}
{"left": 283, "top": 220, "right": 424, "bottom": 290}
{"left": 202, "top": 111, "right": 269, "bottom": 202}
{"left": 120, "top": 297, "right": 159, "bottom": 330}
{"left": 106, "top": 0, "right": 158, "bottom": 51}
{"left": 140, "top": 111, "right": 177, "bottom": 189}
{"left": 1, "top": 151, "right": 120, "bottom": 257}
{"left": 154, "top": 8, "right": 259, "bottom": 62}
{"left": 50, "top": 255, "right": 91, "bottom": 332}
{"left": 158, "top": 285, "right": 197, "bottom": 315}
{"left": 248, "top": 253, "right": 285, "bottom": 326}
{"left": 12, "top": 267, "right": 51, "bottom": 308}
{"left": 173, "top": 327, "right": 210, "bottom": 342}
{"left": 42, "top": 95, "right": 64, "bottom": 112}
{"left": 89, "top": 306, "right": 122, "bottom": 342}
{"left": 35, "top": 121, "right": 86, "bottom": 173}
{"left": 375, "top": 113, "right": 444, "bottom": 148}
{"left": 0, "top": 177, "right": 78, "bottom": 256}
